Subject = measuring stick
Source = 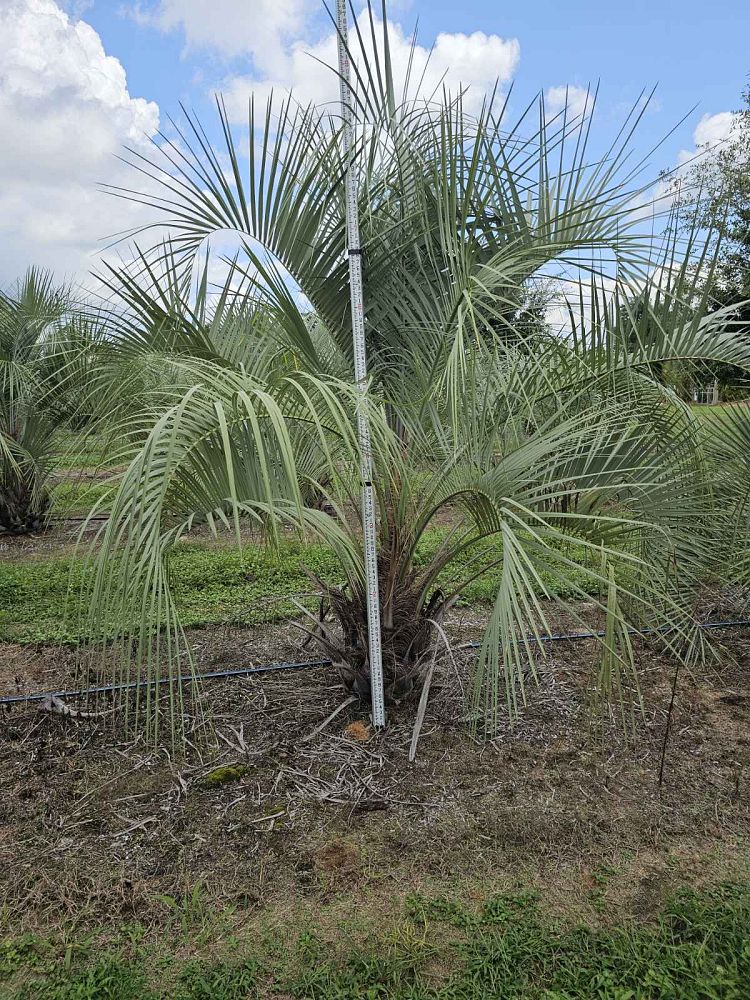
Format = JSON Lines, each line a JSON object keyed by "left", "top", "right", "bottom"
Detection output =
{"left": 335, "top": 0, "right": 386, "bottom": 727}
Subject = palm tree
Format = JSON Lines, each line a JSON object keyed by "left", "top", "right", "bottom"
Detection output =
{"left": 0, "top": 269, "right": 92, "bottom": 534}
{"left": 83, "top": 13, "right": 750, "bottom": 738}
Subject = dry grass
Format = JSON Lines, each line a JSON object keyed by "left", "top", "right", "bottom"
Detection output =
{"left": 1, "top": 605, "right": 749, "bottom": 944}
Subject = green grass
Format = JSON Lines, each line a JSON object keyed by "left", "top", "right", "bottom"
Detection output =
{"left": 0, "top": 530, "right": 595, "bottom": 645}
{"left": 50, "top": 481, "right": 114, "bottom": 516}
{"left": 2, "top": 885, "right": 749, "bottom": 999}
{"left": 51, "top": 430, "right": 123, "bottom": 472}
{"left": 691, "top": 401, "right": 750, "bottom": 429}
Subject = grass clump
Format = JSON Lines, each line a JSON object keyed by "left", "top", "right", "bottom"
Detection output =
{"left": 175, "top": 959, "right": 260, "bottom": 999}
{"left": 201, "top": 764, "right": 249, "bottom": 785}
{"left": 51, "top": 431, "right": 123, "bottom": 473}
{"left": 11, "top": 955, "right": 155, "bottom": 1000}
{"left": 50, "top": 481, "right": 113, "bottom": 516}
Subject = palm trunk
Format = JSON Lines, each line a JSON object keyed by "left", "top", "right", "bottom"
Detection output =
{"left": 307, "top": 554, "right": 452, "bottom": 702}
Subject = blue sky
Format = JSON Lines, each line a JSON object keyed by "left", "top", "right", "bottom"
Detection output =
{"left": 87, "top": 1, "right": 748, "bottom": 145}
{"left": 0, "top": 0, "right": 747, "bottom": 284}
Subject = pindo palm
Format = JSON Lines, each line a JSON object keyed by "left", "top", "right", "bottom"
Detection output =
{"left": 82, "top": 5, "right": 750, "bottom": 740}
{"left": 0, "top": 269, "right": 97, "bottom": 534}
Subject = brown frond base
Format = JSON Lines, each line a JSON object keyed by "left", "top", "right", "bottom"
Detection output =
{"left": 0, "top": 477, "right": 51, "bottom": 535}
{"left": 300, "top": 574, "right": 454, "bottom": 704}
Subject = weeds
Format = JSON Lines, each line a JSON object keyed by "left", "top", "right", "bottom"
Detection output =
{"left": 11, "top": 956, "right": 154, "bottom": 1000}
{"left": 175, "top": 959, "right": 260, "bottom": 1000}
{"left": 50, "top": 481, "right": 113, "bottom": 516}
{"left": 0, "top": 530, "right": 595, "bottom": 644}
{"left": 156, "top": 881, "right": 229, "bottom": 946}
{"left": 2, "top": 885, "right": 748, "bottom": 999}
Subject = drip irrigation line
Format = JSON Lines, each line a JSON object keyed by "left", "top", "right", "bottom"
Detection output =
{"left": 3, "top": 618, "right": 750, "bottom": 709}
{"left": 48, "top": 515, "right": 109, "bottom": 523}
{"left": 0, "top": 659, "right": 331, "bottom": 707}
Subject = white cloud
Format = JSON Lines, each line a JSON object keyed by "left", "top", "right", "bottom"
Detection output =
{"left": 220, "top": 15, "right": 520, "bottom": 122}
{"left": 671, "top": 110, "right": 739, "bottom": 174}
{"left": 133, "top": 0, "right": 519, "bottom": 119}
{"left": 544, "top": 85, "right": 591, "bottom": 122}
{"left": 692, "top": 110, "right": 738, "bottom": 150}
{"left": 130, "top": 0, "right": 313, "bottom": 75}
{"left": 0, "top": 0, "right": 161, "bottom": 286}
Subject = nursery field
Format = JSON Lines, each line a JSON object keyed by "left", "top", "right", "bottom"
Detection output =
{"left": 1, "top": 435, "right": 750, "bottom": 997}
{"left": 2, "top": 491, "right": 750, "bottom": 996}
{"left": 2, "top": 602, "right": 750, "bottom": 997}
{"left": 3, "top": 15, "right": 750, "bottom": 993}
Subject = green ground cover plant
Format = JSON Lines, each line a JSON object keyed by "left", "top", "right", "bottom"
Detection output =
{"left": 50, "top": 480, "right": 113, "bottom": 516}
{"left": 1, "top": 884, "right": 748, "bottom": 999}
{"left": 50, "top": 430, "right": 121, "bottom": 473}
{"left": 0, "top": 529, "right": 593, "bottom": 644}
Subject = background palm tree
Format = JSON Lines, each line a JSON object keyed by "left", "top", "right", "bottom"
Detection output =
{"left": 0, "top": 269, "right": 93, "bottom": 534}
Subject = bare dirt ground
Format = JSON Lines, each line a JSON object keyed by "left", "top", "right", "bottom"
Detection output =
{"left": 0, "top": 522, "right": 98, "bottom": 562}
{"left": 1, "top": 607, "right": 749, "bottom": 938}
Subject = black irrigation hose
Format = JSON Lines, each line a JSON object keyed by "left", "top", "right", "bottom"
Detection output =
{"left": 0, "top": 659, "right": 332, "bottom": 707}
{"left": 48, "top": 515, "right": 110, "bottom": 523}
{"left": 3, "top": 618, "right": 750, "bottom": 709}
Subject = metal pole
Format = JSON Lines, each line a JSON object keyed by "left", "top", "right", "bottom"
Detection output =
{"left": 335, "top": 0, "right": 386, "bottom": 727}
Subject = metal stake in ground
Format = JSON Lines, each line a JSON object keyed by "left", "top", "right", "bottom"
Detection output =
{"left": 335, "top": 0, "right": 386, "bottom": 728}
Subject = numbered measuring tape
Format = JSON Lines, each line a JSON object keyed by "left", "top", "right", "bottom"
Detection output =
{"left": 336, "top": 0, "right": 387, "bottom": 728}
